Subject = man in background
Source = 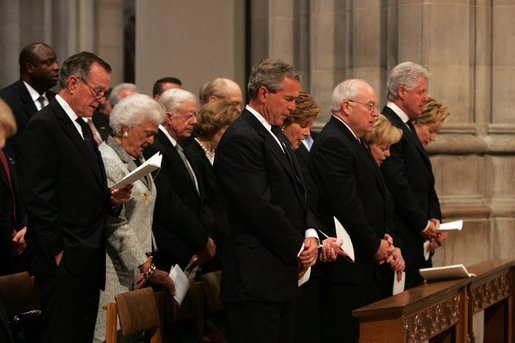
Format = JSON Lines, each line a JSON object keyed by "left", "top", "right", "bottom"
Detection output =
{"left": 152, "top": 76, "right": 182, "bottom": 100}
{"left": 199, "top": 77, "right": 243, "bottom": 111}
{"left": 0, "top": 42, "right": 59, "bottom": 171}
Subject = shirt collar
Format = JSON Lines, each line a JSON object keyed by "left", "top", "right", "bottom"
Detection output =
{"left": 55, "top": 94, "right": 80, "bottom": 123}
{"left": 386, "top": 101, "right": 411, "bottom": 124}
{"left": 246, "top": 104, "right": 272, "bottom": 132}
{"left": 23, "top": 81, "right": 47, "bottom": 102}
{"left": 332, "top": 115, "right": 359, "bottom": 141}
{"left": 159, "top": 124, "right": 178, "bottom": 147}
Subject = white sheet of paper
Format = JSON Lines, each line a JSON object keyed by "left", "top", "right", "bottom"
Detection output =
{"left": 169, "top": 264, "right": 190, "bottom": 306}
{"left": 423, "top": 240, "right": 431, "bottom": 261}
{"left": 111, "top": 152, "right": 162, "bottom": 189}
{"left": 439, "top": 220, "right": 463, "bottom": 231}
{"left": 298, "top": 267, "right": 311, "bottom": 287}
{"left": 392, "top": 271, "right": 406, "bottom": 295}
{"left": 334, "top": 217, "right": 355, "bottom": 262}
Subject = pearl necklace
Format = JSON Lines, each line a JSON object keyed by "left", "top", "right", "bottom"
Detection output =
{"left": 194, "top": 138, "right": 215, "bottom": 159}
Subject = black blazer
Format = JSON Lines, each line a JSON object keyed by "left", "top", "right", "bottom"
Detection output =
{"left": 20, "top": 99, "right": 111, "bottom": 288}
{"left": 308, "top": 116, "right": 389, "bottom": 285}
{"left": 214, "top": 109, "right": 316, "bottom": 302}
{"left": 144, "top": 130, "right": 211, "bottom": 271}
{"left": 92, "top": 110, "right": 113, "bottom": 141}
{"left": 380, "top": 106, "right": 442, "bottom": 272}
{"left": 0, "top": 80, "right": 56, "bottom": 167}
{"left": 0, "top": 149, "right": 27, "bottom": 276}
{"left": 182, "top": 138, "right": 229, "bottom": 249}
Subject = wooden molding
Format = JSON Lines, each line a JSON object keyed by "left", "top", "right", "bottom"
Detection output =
{"left": 403, "top": 294, "right": 462, "bottom": 342}
{"left": 470, "top": 274, "right": 510, "bottom": 314}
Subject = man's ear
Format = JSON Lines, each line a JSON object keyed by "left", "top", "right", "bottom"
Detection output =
{"left": 258, "top": 86, "right": 269, "bottom": 102}
{"left": 397, "top": 85, "right": 406, "bottom": 100}
{"left": 341, "top": 100, "right": 351, "bottom": 116}
{"left": 25, "top": 62, "right": 35, "bottom": 74}
{"left": 67, "top": 75, "right": 80, "bottom": 94}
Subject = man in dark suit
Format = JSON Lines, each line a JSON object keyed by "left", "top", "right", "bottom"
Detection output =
{"left": 380, "top": 61, "right": 444, "bottom": 289}
{"left": 213, "top": 59, "right": 319, "bottom": 343}
{"left": 0, "top": 42, "right": 59, "bottom": 170}
{"left": 308, "top": 79, "right": 399, "bottom": 342}
{"left": 21, "top": 51, "right": 131, "bottom": 343}
{"left": 144, "top": 88, "right": 216, "bottom": 272}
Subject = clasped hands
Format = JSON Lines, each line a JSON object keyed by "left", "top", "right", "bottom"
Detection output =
{"left": 319, "top": 237, "right": 347, "bottom": 263}
{"left": 375, "top": 234, "right": 405, "bottom": 281}
{"left": 191, "top": 237, "right": 216, "bottom": 265}
{"left": 298, "top": 237, "right": 318, "bottom": 279}
{"left": 422, "top": 219, "right": 448, "bottom": 253}
{"left": 10, "top": 226, "right": 27, "bottom": 256}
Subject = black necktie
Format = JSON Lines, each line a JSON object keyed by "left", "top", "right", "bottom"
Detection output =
{"left": 76, "top": 117, "right": 100, "bottom": 172}
{"left": 271, "top": 126, "right": 304, "bottom": 187}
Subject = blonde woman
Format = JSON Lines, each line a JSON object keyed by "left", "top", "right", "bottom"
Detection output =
{"left": 413, "top": 96, "right": 450, "bottom": 148}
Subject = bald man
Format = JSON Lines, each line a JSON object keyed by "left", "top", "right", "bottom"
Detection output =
{"left": 199, "top": 77, "right": 243, "bottom": 112}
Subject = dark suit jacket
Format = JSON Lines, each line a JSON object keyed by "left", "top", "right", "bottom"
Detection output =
{"left": 0, "top": 80, "right": 56, "bottom": 167}
{"left": 182, "top": 138, "right": 229, "bottom": 249}
{"left": 143, "top": 130, "right": 210, "bottom": 271}
{"left": 213, "top": 109, "right": 317, "bottom": 302}
{"left": 92, "top": 110, "right": 113, "bottom": 141}
{"left": 308, "top": 116, "right": 390, "bottom": 285}
{"left": 380, "top": 105, "right": 442, "bottom": 273}
{"left": 20, "top": 99, "right": 111, "bottom": 288}
{"left": 0, "top": 149, "right": 27, "bottom": 276}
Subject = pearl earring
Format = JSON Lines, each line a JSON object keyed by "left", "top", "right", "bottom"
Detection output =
{"left": 123, "top": 132, "right": 128, "bottom": 138}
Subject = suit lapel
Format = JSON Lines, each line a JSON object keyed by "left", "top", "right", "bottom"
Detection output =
{"left": 53, "top": 101, "right": 105, "bottom": 186}
{"left": 155, "top": 131, "right": 200, "bottom": 197}
{"left": 332, "top": 117, "right": 387, "bottom": 198}
{"left": 242, "top": 110, "right": 307, "bottom": 205}
{"left": 16, "top": 80, "right": 38, "bottom": 117}
{"left": 383, "top": 106, "right": 433, "bottom": 169}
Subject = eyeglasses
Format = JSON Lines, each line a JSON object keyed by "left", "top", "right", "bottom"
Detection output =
{"left": 169, "top": 111, "right": 197, "bottom": 121}
{"left": 78, "top": 77, "right": 108, "bottom": 102}
{"left": 347, "top": 99, "right": 379, "bottom": 112}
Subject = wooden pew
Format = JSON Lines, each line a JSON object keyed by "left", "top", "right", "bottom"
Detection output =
{"left": 467, "top": 259, "right": 514, "bottom": 342}
{"left": 353, "top": 259, "right": 515, "bottom": 343}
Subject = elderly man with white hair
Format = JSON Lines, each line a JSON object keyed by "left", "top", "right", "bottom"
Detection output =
{"left": 144, "top": 88, "right": 216, "bottom": 272}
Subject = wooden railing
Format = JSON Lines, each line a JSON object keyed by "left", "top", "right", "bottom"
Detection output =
{"left": 353, "top": 259, "right": 514, "bottom": 343}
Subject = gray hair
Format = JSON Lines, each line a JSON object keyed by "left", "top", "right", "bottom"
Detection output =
{"left": 109, "top": 94, "right": 165, "bottom": 135}
{"left": 247, "top": 59, "right": 300, "bottom": 100}
{"left": 386, "top": 62, "right": 430, "bottom": 101}
{"left": 330, "top": 79, "right": 367, "bottom": 114}
{"left": 59, "top": 51, "right": 111, "bottom": 89}
{"left": 110, "top": 83, "right": 138, "bottom": 106}
{"left": 159, "top": 88, "right": 197, "bottom": 113}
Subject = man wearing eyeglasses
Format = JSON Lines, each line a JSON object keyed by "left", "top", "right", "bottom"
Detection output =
{"left": 21, "top": 51, "right": 132, "bottom": 343}
{"left": 142, "top": 87, "right": 217, "bottom": 341}
{"left": 380, "top": 62, "right": 444, "bottom": 290}
{"left": 308, "top": 79, "right": 399, "bottom": 342}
